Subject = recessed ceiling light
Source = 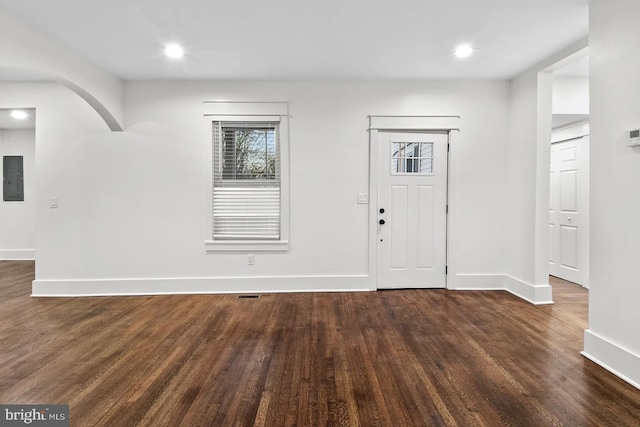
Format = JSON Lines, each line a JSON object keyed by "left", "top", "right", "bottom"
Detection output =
{"left": 164, "top": 44, "right": 184, "bottom": 59}
{"left": 455, "top": 45, "right": 474, "bottom": 58}
{"left": 10, "top": 110, "right": 28, "bottom": 120}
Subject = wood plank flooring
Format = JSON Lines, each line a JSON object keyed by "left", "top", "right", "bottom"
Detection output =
{"left": 1, "top": 261, "right": 638, "bottom": 426}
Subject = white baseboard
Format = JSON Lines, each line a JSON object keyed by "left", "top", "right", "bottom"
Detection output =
{"left": 582, "top": 329, "right": 640, "bottom": 390}
{"left": 505, "top": 275, "right": 554, "bottom": 305}
{"left": 449, "top": 274, "right": 505, "bottom": 290}
{"left": 0, "top": 249, "right": 35, "bottom": 260}
{"left": 32, "top": 274, "right": 372, "bottom": 297}
{"left": 450, "top": 274, "right": 553, "bottom": 305}
{"left": 32, "top": 272, "right": 555, "bottom": 305}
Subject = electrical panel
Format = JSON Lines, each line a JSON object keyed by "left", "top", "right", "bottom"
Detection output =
{"left": 628, "top": 128, "right": 640, "bottom": 146}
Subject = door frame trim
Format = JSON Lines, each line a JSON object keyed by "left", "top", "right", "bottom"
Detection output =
{"left": 367, "top": 115, "right": 460, "bottom": 290}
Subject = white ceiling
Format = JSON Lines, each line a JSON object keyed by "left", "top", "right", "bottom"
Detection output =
{"left": 0, "top": 0, "right": 589, "bottom": 81}
{"left": 0, "top": 109, "right": 36, "bottom": 130}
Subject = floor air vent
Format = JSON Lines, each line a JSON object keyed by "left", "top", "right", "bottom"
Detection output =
{"left": 236, "top": 295, "right": 260, "bottom": 299}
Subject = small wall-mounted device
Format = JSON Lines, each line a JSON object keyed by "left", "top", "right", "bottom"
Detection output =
{"left": 357, "top": 193, "right": 369, "bottom": 204}
{"left": 627, "top": 128, "right": 640, "bottom": 146}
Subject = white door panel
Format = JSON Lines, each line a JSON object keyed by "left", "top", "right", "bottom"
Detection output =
{"left": 549, "top": 171, "right": 556, "bottom": 211}
{"left": 549, "top": 224, "right": 556, "bottom": 266}
{"left": 560, "top": 170, "right": 578, "bottom": 212}
{"left": 416, "top": 185, "right": 435, "bottom": 269}
{"left": 560, "top": 146, "right": 577, "bottom": 162}
{"left": 377, "top": 132, "right": 448, "bottom": 289}
{"left": 390, "top": 185, "right": 408, "bottom": 269}
{"left": 560, "top": 225, "right": 578, "bottom": 269}
{"left": 549, "top": 136, "right": 589, "bottom": 287}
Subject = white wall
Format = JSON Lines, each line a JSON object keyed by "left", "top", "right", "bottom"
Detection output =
{"left": 552, "top": 76, "right": 589, "bottom": 115}
{"left": 2, "top": 80, "right": 511, "bottom": 295}
{"left": 503, "top": 39, "right": 589, "bottom": 305}
{"left": 0, "top": 9, "right": 124, "bottom": 131}
{"left": 584, "top": 0, "right": 640, "bottom": 389}
{"left": 0, "top": 82, "right": 113, "bottom": 277}
{"left": 0, "top": 128, "right": 35, "bottom": 259}
{"left": 504, "top": 70, "right": 554, "bottom": 304}
{"left": 506, "top": 73, "right": 537, "bottom": 286}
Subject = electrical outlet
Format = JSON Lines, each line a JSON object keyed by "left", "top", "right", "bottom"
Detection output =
{"left": 248, "top": 254, "right": 255, "bottom": 265}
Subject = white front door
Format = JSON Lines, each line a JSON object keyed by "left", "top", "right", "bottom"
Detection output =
{"left": 377, "top": 131, "right": 448, "bottom": 289}
{"left": 549, "top": 136, "right": 590, "bottom": 287}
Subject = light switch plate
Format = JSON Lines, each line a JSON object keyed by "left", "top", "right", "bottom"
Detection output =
{"left": 357, "top": 193, "right": 369, "bottom": 204}
{"left": 50, "top": 197, "right": 58, "bottom": 208}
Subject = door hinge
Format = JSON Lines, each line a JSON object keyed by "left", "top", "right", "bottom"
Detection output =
{"left": 445, "top": 266, "right": 448, "bottom": 275}
{"left": 447, "top": 143, "right": 450, "bottom": 152}
{"left": 446, "top": 205, "right": 449, "bottom": 214}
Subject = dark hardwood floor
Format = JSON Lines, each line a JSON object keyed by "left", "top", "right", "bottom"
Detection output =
{"left": 1, "top": 261, "right": 638, "bottom": 426}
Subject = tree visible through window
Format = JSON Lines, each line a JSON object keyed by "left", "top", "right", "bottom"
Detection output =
{"left": 222, "top": 127, "right": 277, "bottom": 180}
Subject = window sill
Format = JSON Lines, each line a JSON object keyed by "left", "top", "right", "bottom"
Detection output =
{"left": 204, "top": 240, "right": 289, "bottom": 253}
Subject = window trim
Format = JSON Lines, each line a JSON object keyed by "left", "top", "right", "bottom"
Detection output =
{"left": 204, "top": 239, "right": 289, "bottom": 252}
{"left": 204, "top": 113, "right": 290, "bottom": 253}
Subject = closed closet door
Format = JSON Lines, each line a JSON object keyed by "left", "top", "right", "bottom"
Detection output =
{"left": 549, "top": 136, "right": 589, "bottom": 287}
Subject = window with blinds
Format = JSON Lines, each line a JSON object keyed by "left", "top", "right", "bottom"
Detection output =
{"left": 212, "top": 121, "right": 281, "bottom": 240}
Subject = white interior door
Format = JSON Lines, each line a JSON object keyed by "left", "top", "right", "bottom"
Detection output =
{"left": 377, "top": 131, "right": 448, "bottom": 289}
{"left": 549, "top": 136, "right": 590, "bottom": 287}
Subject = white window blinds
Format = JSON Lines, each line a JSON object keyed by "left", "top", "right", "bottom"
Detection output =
{"left": 212, "top": 121, "right": 281, "bottom": 240}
